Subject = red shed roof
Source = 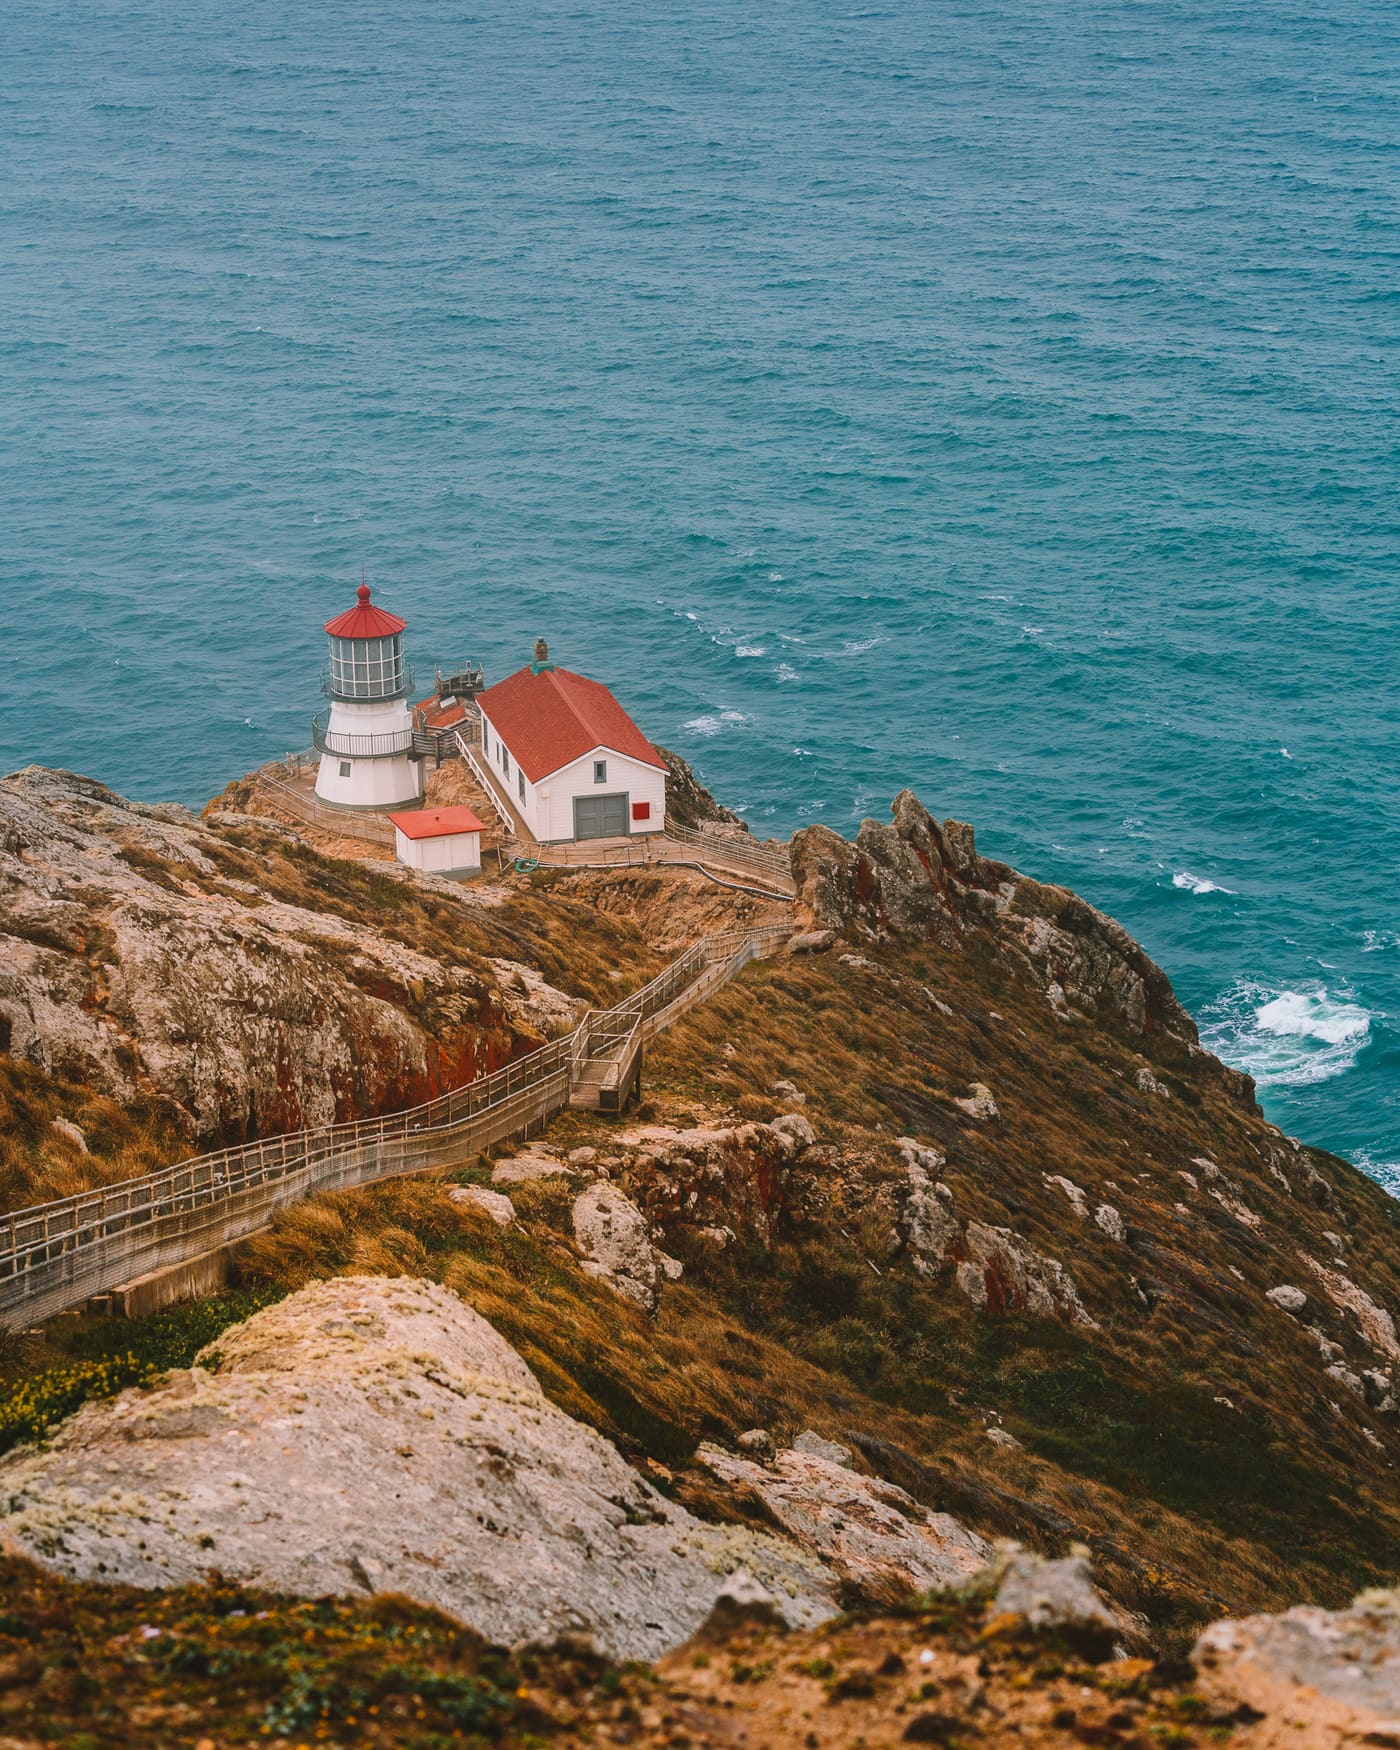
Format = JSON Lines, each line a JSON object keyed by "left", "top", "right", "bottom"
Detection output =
{"left": 324, "top": 583, "right": 407, "bottom": 640}
{"left": 414, "top": 692, "right": 471, "bottom": 732}
{"left": 389, "top": 806, "right": 485, "bottom": 841}
{"left": 476, "top": 664, "right": 667, "bottom": 784}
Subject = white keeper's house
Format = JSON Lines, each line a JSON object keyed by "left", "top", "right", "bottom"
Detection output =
{"left": 476, "top": 641, "right": 667, "bottom": 843}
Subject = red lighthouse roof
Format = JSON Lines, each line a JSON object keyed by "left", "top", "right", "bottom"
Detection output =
{"left": 476, "top": 664, "right": 667, "bottom": 784}
{"left": 324, "top": 582, "right": 407, "bottom": 640}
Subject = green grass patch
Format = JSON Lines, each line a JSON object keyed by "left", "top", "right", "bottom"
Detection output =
{"left": 0, "top": 1286, "right": 287, "bottom": 1456}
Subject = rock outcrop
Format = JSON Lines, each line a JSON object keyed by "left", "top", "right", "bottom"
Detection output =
{"left": 614, "top": 1118, "right": 810, "bottom": 1251}
{"left": 572, "top": 1182, "right": 682, "bottom": 1313}
{"left": 1195, "top": 1590, "right": 1400, "bottom": 1745}
{"left": 0, "top": 1277, "right": 837, "bottom": 1660}
{"left": 697, "top": 1441, "right": 991, "bottom": 1605}
{"left": 0, "top": 768, "right": 554, "bottom": 1144}
{"left": 790, "top": 790, "right": 1246, "bottom": 1074}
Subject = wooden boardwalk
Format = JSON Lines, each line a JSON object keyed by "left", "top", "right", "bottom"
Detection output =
{"left": 0, "top": 924, "right": 790, "bottom": 1331}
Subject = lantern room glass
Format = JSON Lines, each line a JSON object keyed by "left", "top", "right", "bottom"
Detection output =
{"left": 327, "top": 633, "right": 406, "bottom": 701}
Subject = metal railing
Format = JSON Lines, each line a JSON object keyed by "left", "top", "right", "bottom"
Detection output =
{"left": 311, "top": 713, "right": 416, "bottom": 761}
{"left": 667, "top": 820, "right": 793, "bottom": 882}
{"left": 251, "top": 767, "right": 399, "bottom": 847}
{"left": 456, "top": 733, "right": 522, "bottom": 837}
{"left": 537, "top": 829, "right": 794, "bottom": 896}
{"left": 0, "top": 924, "right": 790, "bottom": 1330}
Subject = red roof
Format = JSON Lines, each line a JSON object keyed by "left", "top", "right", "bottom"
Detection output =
{"left": 324, "top": 583, "right": 407, "bottom": 640}
{"left": 476, "top": 664, "right": 667, "bottom": 784}
{"left": 388, "top": 806, "right": 485, "bottom": 841}
{"left": 414, "top": 693, "right": 470, "bottom": 732}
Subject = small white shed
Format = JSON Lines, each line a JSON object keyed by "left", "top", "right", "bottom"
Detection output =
{"left": 388, "top": 806, "right": 485, "bottom": 879}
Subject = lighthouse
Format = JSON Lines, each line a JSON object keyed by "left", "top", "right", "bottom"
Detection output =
{"left": 312, "top": 580, "right": 423, "bottom": 810}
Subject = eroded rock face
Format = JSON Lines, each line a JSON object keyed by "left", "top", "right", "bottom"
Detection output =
{"left": 696, "top": 1442, "right": 991, "bottom": 1606}
{"left": 614, "top": 1118, "right": 811, "bottom": 1251}
{"left": 0, "top": 768, "right": 548, "bottom": 1141}
{"left": 955, "top": 1221, "right": 1097, "bottom": 1328}
{"left": 0, "top": 1277, "right": 837, "bottom": 1660}
{"left": 791, "top": 789, "right": 1236, "bottom": 1066}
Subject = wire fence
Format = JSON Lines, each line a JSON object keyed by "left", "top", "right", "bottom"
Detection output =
{"left": 0, "top": 924, "right": 789, "bottom": 1330}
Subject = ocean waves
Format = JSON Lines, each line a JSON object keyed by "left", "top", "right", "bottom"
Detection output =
{"left": 4, "top": 0, "right": 1399, "bottom": 1185}
{"left": 1200, "top": 983, "right": 1373, "bottom": 1092}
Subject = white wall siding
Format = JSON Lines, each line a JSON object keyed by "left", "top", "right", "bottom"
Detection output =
{"left": 394, "top": 828, "right": 482, "bottom": 876}
{"left": 534, "top": 750, "right": 666, "bottom": 842}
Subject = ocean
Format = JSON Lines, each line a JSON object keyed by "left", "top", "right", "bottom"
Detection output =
{"left": 3, "top": 0, "right": 1398, "bottom": 1186}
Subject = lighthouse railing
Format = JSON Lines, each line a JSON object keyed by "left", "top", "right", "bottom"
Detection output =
{"left": 310, "top": 714, "right": 417, "bottom": 760}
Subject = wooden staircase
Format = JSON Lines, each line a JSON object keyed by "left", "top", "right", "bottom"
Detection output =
{"left": 568, "top": 1006, "right": 644, "bottom": 1112}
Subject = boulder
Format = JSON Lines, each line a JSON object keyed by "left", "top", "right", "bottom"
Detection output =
{"left": 1267, "top": 1285, "right": 1308, "bottom": 1313}
{"left": 697, "top": 1442, "right": 991, "bottom": 1606}
{"left": 447, "top": 1185, "right": 515, "bottom": 1226}
{"left": 991, "top": 1549, "right": 1121, "bottom": 1656}
{"left": 572, "top": 1182, "right": 673, "bottom": 1313}
{"left": 0, "top": 1277, "right": 837, "bottom": 1662}
{"left": 1094, "top": 1203, "right": 1126, "bottom": 1243}
{"left": 1195, "top": 1590, "right": 1400, "bottom": 1742}
{"left": 954, "top": 1082, "right": 999, "bottom": 1122}
{"left": 791, "top": 1430, "right": 855, "bottom": 1467}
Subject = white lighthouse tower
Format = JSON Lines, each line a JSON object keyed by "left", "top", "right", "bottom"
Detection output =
{"left": 313, "top": 580, "right": 423, "bottom": 810}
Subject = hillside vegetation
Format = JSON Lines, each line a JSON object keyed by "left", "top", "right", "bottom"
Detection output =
{"left": 2, "top": 763, "right": 1399, "bottom": 1747}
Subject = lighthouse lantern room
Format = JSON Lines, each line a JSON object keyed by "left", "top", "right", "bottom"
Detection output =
{"left": 313, "top": 582, "right": 424, "bottom": 810}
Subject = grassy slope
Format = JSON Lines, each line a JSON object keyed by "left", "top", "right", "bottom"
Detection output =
{"left": 7, "top": 829, "right": 1400, "bottom": 1661}
{"left": 200, "top": 909, "right": 1400, "bottom": 1644}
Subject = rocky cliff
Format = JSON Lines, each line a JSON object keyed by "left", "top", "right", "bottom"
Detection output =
{"left": 4, "top": 766, "right": 1400, "bottom": 1743}
{"left": 0, "top": 766, "right": 657, "bottom": 1207}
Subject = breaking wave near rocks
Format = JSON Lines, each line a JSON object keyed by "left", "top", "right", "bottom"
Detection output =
{"left": 1201, "top": 984, "right": 1373, "bottom": 1091}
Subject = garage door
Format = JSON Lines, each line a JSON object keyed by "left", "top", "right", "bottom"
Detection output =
{"left": 573, "top": 793, "right": 629, "bottom": 841}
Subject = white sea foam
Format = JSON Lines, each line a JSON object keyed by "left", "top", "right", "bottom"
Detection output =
{"left": 842, "top": 635, "right": 885, "bottom": 654}
{"left": 734, "top": 643, "right": 766, "bottom": 657}
{"left": 775, "top": 663, "right": 799, "bottom": 682}
{"left": 1362, "top": 930, "right": 1400, "bottom": 953}
{"left": 1349, "top": 1151, "right": 1400, "bottom": 1199}
{"left": 682, "top": 710, "right": 749, "bottom": 738}
{"left": 1201, "top": 982, "right": 1372, "bottom": 1090}
{"left": 1173, "top": 870, "right": 1233, "bottom": 895}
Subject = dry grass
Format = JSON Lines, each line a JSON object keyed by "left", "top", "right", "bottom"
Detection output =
{"left": 0, "top": 1057, "right": 188, "bottom": 1213}
{"left": 229, "top": 922, "right": 1400, "bottom": 1646}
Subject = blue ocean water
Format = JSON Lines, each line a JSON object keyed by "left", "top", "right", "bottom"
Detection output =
{"left": 2, "top": 0, "right": 1398, "bottom": 1183}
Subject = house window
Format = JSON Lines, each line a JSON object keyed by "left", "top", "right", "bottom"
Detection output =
{"left": 593, "top": 760, "right": 607, "bottom": 784}
{"left": 518, "top": 772, "right": 525, "bottom": 801}
{"left": 502, "top": 746, "right": 510, "bottom": 777}
{"left": 339, "top": 761, "right": 351, "bottom": 778}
